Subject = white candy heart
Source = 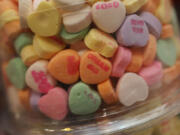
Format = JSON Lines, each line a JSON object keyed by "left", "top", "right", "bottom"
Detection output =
{"left": 63, "top": 5, "right": 92, "bottom": 33}
{"left": 25, "top": 60, "right": 56, "bottom": 93}
{"left": 92, "top": 0, "right": 126, "bottom": 33}
{"left": 116, "top": 73, "right": 149, "bottom": 106}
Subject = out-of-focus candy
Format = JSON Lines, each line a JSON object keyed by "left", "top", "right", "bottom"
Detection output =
{"left": 140, "top": 12, "right": 162, "bottom": 39}
{"left": 53, "top": 0, "right": 85, "bottom": 11}
{"left": 30, "top": 91, "right": 41, "bottom": 111}
{"left": 139, "top": 61, "right": 163, "bottom": 86}
{"left": 0, "top": 9, "right": 19, "bottom": 29}
{"left": 38, "top": 87, "right": 68, "bottom": 120}
{"left": 25, "top": 60, "right": 56, "bottom": 93}
{"left": 85, "top": 29, "right": 118, "bottom": 58}
{"left": 116, "top": 73, "right": 149, "bottom": 106}
{"left": 27, "top": 1, "right": 61, "bottom": 37}
{"left": 63, "top": 5, "right": 92, "bottom": 33}
{"left": 111, "top": 46, "right": 132, "bottom": 77}
{"left": 33, "top": 35, "right": 65, "bottom": 59}
{"left": 92, "top": 0, "right": 126, "bottom": 33}
{"left": 80, "top": 51, "right": 112, "bottom": 84}
{"left": 20, "top": 45, "right": 40, "bottom": 66}
{"left": 122, "top": 0, "right": 147, "bottom": 14}
{"left": 6, "top": 58, "right": 27, "bottom": 89}
{"left": 60, "top": 26, "right": 89, "bottom": 44}
{"left": 141, "top": 0, "right": 160, "bottom": 14}
{"left": 69, "top": 82, "right": 101, "bottom": 115}
{"left": 173, "top": 36, "right": 180, "bottom": 59}
{"left": 70, "top": 41, "right": 89, "bottom": 56}
{"left": 97, "top": 79, "right": 118, "bottom": 105}
{"left": 143, "top": 34, "right": 157, "bottom": 66}
{"left": 157, "top": 39, "right": 177, "bottom": 67}
{"left": 163, "top": 61, "right": 180, "bottom": 85}
{"left": 126, "top": 48, "right": 144, "bottom": 73}
{"left": 0, "top": 0, "right": 21, "bottom": 37}
{"left": 48, "top": 50, "right": 80, "bottom": 84}
{"left": 14, "top": 33, "right": 33, "bottom": 54}
{"left": 33, "top": 0, "right": 46, "bottom": 10}
{"left": 19, "top": 0, "right": 33, "bottom": 28}
{"left": 155, "top": 0, "right": 172, "bottom": 24}
{"left": 18, "top": 89, "right": 31, "bottom": 111}
{"left": 116, "top": 14, "right": 149, "bottom": 47}
{"left": 171, "top": 8, "right": 180, "bottom": 36}
{"left": 160, "top": 24, "right": 174, "bottom": 39}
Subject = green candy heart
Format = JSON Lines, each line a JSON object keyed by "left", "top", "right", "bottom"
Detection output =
{"left": 157, "top": 39, "right": 177, "bottom": 67}
{"left": 60, "top": 26, "right": 89, "bottom": 44}
{"left": 14, "top": 33, "right": 33, "bottom": 54}
{"left": 69, "top": 82, "right": 101, "bottom": 115}
{"left": 6, "top": 58, "right": 27, "bottom": 89}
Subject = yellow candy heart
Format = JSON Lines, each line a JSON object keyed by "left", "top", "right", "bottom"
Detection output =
{"left": 33, "top": 35, "right": 66, "bottom": 59}
{"left": 84, "top": 29, "right": 118, "bottom": 58}
{"left": 20, "top": 45, "right": 40, "bottom": 66}
{"left": 155, "top": 0, "right": 172, "bottom": 24}
{"left": 27, "top": 1, "right": 61, "bottom": 37}
{"left": 123, "top": 0, "right": 148, "bottom": 14}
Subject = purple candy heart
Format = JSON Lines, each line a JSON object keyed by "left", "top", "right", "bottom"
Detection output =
{"left": 140, "top": 12, "right": 162, "bottom": 39}
{"left": 116, "top": 14, "right": 149, "bottom": 47}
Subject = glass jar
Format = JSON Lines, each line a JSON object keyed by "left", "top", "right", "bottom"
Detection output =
{"left": 1, "top": 0, "right": 180, "bottom": 134}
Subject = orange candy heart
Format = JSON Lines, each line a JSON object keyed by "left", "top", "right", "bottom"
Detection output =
{"left": 126, "top": 48, "right": 144, "bottom": 73}
{"left": 80, "top": 51, "right": 112, "bottom": 84}
{"left": 48, "top": 49, "right": 80, "bottom": 84}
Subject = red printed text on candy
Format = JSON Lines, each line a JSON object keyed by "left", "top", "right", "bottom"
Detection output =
{"left": 131, "top": 19, "right": 144, "bottom": 34}
{"left": 87, "top": 53, "right": 110, "bottom": 72}
{"left": 67, "top": 56, "right": 80, "bottom": 75}
{"left": 84, "top": 90, "right": 97, "bottom": 104}
{"left": 32, "top": 71, "right": 53, "bottom": 93}
{"left": 87, "top": 64, "right": 99, "bottom": 74}
{"left": 96, "top": 1, "right": 119, "bottom": 10}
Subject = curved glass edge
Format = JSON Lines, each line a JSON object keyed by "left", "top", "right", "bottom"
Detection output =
{"left": 5, "top": 78, "right": 180, "bottom": 135}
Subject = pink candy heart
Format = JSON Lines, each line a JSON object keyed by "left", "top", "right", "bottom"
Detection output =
{"left": 38, "top": 87, "right": 68, "bottom": 120}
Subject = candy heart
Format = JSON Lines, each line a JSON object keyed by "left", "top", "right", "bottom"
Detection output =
{"left": 157, "top": 39, "right": 177, "bottom": 67}
{"left": 92, "top": 0, "right": 126, "bottom": 33}
{"left": 20, "top": 45, "right": 40, "bottom": 66}
{"left": 140, "top": 12, "right": 162, "bottom": 39}
{"left": 80, "top": 51, "right": 112, "bottom": 84}
{"left": 14, "top": 33, "right": 33, "bottom": 54}
{"left": 27, "top": 1, "right": 61, "bottom": 37}
{"left": 6, "top": 57, "right": 27, "bottom": 89}
{"left": 33, "top": 35, "right": 66, "bottom": 59}
{"left": 111, "top": 46, "right": 132, "bottom": 77}
{"left": 69, "top": 82, "right": 101, "bottom": 115}
{"left": 116, "top": 14, "right": 149, "bottom": 47}
{"left": 38, "top": 87, "right": 68, "bottom": 120}
{"left": 48, "top": 49, "right": 80, "bottom": 84}
{"left": 116, "top": 73, "right": 149, "bottom": 106}
{"left": 53, "top": 0, "right": 86, "bottom": 11}
{"left": 60, "top": 26, "right": 89, "bottom": 44}
{"left": 63, "top": 5, "right": 92, "bottom": 33}
{"left": 139, "top": 61, "right": 163, "bottom": 86}
{"left": 25, "top": 60, "right": 56, "bottom": 93}
{"left": 84, "top": 28, "right": 118, "bottom": 58}
{"left": 122, "top": 0, "right": 147, "bottom": 14}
